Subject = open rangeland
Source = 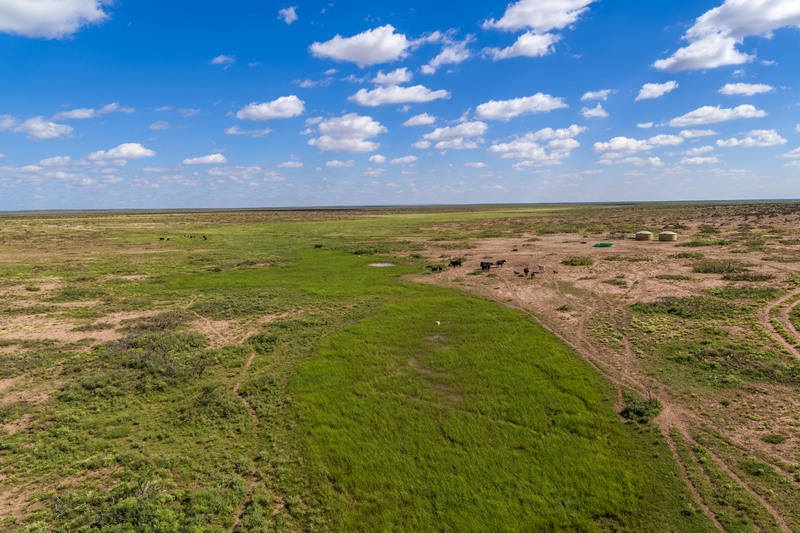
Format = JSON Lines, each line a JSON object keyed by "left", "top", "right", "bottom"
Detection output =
{"left": 1, "top": 203, "right": 799, "bottom": 531}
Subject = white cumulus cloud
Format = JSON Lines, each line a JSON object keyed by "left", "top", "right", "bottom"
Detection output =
{"left": 465, "top": 162, "right": 487, "bottom": 168}
{"left": 716, "top": 129, "right": 787, "bottom": 147}
{"left": 488, "top": 124, "right": 585, "bottom": 167}
{"left": 308, "top": 113, "right": 387, "bottom": 152}
{"left": 224, "top": 126, "right": 273, "bottom": 137}
{"left": 636, "top": 81, "right": 678, "bottom": 101}
{"left": 422, "top": 38, "right": 472, "bottom": 73}
{"left": 593, "top": 134, "right": 684, "bottom": 157}
{"left": 390, "top": 155, "right": 418, "bottom": 165}
{"left": 3, "top": 116, "right": 74, "bottom": 140}
{"left": 278, "top": 161, "right": 303, "bottom": 168}
{"left": 681, "top": 156, "right": 720, "bottom": 164}
{"left": 581, "top": 103, "right": 608, "bottom": 118}
{"left": 422, "top": 121, "right": 488, "bottom": 151}
{"left": 89, "top": 143, "right": 156, "bottom": 162}
{"left": 486, "top": 32, "right": 560, "bottom": 60}
{"left": 483, "top": 0, "right": 596, "bottom": 33}
{"left": 372, "top": 68, "right": 412, "bottom": 85}
{"left": 349, "top": 85, "right": 450, "bottom": 106}
{"left": 325, "top": 159, "right": 355, "bottom": 168}
{"left": 654, "top": 0, "right": 800, "bottom": 71}
{"left": 210, "top": 55, "right": 236, "bottom": 66}
{"left": 0, "top": 0, "right": 108, "bottom": 38}
{"left": 310, "top": 25, "right": 410, "bottom": 67}
{"left": 183, "top": 154, "right": 228, "bottom": 165}
{"left": 680, "top": 129, "right": 718, "bottom": 138}
{"left": 278, "top": 6, "right": 298, "bottom": 25}
{"left": 582, "top": 89, "right": 613, "bottom": 101}
{"left": 686, "top": 145, "right": 715, "bottom": 155}
{"left": 474, "top": 93, "right": 567, "bottom": 121}
{"left": 236, "top": 95, "right": 305, "bottom": 120}
{"left": 718, "top": 82, "right": 774, "bottom": 95}
{"left": 403, "top": 113, "right": 437, "bottom": 127}
{"left": 53, "top": 102, "right": 134, "bottom": 120}
{"left": 669, "top": 104, "right": 766, "bottom": 127}
{"left": 368, "top": 154, "right": 386, "bottom": 164}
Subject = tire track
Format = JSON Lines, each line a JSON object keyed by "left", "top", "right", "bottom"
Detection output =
{"left": 758, "top": 288, "right": 800, "bottom": 359}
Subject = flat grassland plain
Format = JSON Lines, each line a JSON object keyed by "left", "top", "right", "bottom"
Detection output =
{"left": 1, "top": 203, "right": 798, "bottom": 532}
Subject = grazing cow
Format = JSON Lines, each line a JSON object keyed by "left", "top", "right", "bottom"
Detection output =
{"left": 449, "top": 259, "right": 462, "bottom": 267}
{"left": 480, "top": 261, "right": 492, "bottom": 272}
{"left": 159, "top": 237, "right": 165, "bottom": 241}
{"left": 513, "top": 270, "right": 521, "bottom": 276}
{"left": 512, "top": 248, "right": 518, "bottom": 252}
{"left": 523, "top": 267, "right": 530, "bottom": 276}
{"left": 203, "top": 235, "right": 208, "bottom": 240}
{"left": 314, "top": 244, "right": 323, "bottom": 249}
{"left": 495, "top": 259, "right": 507, "bottom": 266}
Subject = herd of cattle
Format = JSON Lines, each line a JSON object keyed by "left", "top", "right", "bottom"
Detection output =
{"left": 429, "top": 256, "right": 545, "bottom": 279}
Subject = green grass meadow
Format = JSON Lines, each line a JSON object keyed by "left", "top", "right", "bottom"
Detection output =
{"left": 0, "top": 208, "right": 718, "bottom": 531}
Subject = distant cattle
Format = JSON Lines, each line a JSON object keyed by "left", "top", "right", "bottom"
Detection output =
{"left": 427, "top": 265, "right": 443, "bottom": 272}
{"left": 159, "top": 237, "right": 165, "bottom": 241}
{"left": 203, "top": 235, "right": 208, "bottom": 240}
{"left": 495, "top": 259, "right": 507, "bottom": 266}
{"left": 449, "top": 259, "right": 462, "bottom": 267}
{"left": 480, "top": 261, "right": 492, "bottom": 272}
{"left": 523, "top": 267, "right": 530, "bottom": 276}
{"left": 512, "top": 248, "right": 518, "bottom": 252}
{"left": 314, "top": 244, "right": 323, "bottom": 249}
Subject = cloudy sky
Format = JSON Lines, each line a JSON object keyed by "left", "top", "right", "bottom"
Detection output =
{"left": 1, "top": 0, "right": 799, "bottom": 209}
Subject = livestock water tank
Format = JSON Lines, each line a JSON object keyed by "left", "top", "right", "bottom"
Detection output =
{"left": 659, "top": 231, "right": 678, "bottom": 242}
{"left": 635, "top": 231, "right": 653, "bottom": 241}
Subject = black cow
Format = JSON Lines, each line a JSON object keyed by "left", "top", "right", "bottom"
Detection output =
{"left": 203, "top": 235, "right": 208, "bottom": 240}
{"left": 449, "top": 259, "right": 462, "bottom": 267}
{"left": 523, "top": 267, "right": 530, "bottom": 276}
{"left": 495, "top": 259, "right": 507, "bottom": 266}
{"left": 480, "top": 261, "right": 492, "bottom": 272}
{"left": 314, "top": 244, "right": 323, "bottom": 249}
{"left": 159, "top": 237, "right": 165, "bottom": 241}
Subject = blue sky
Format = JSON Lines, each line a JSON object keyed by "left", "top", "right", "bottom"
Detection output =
{"left": 1, "top": 0, "right": 799, "bottom": 209}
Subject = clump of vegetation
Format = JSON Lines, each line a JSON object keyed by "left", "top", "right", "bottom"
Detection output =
{"left": 51, "top": 285, "right": 107, "bottom": 302}
{"left": 708, "top": 287, "right": 781, "bottom": 301}
{"left": 73, "top": 321, "right": 115, "bottom": 332}
{"left": 692, "top": 259, "right": 748, "bottom": 274}
{"left": 631, "top": 296, "right": 739, "bottom": 319}
{"left": 247, "top": 333, "right": 279, "bottom": 355}
{"left": 670, "top": 252, "right": 704, "bottom": 259}
{"left": 556, "top": 304, "right": 573, "bottom": 312}
{"left": 676, "top": 238, "right": 732, "bottom": 247}
{"left": 24, "top": 284, "right": 41, "bottom": 292}
{"left": 561, "top": 256, "right": 594, "bottom": 266}
{"left": 760, "top": 434, "right": 788, "bottom": 445}
{"left": 722, "top": 272, "right": 775, "bottom": 282}
{"left": 620, "top": 390, "right": 662, "bottom": 423}
{"left": 761, "top": 256, "right": 798, "bottom": 263}
{"left": 603, "top": 278, "right": 627, "bottom": 287}
{"left": 602, "top": 254, "right": 650, "bottom": 262}
{"left": 656, "top": 274, "right": 692, "bottom": 281}
{"left": 121, "top": 310, "right": 189, "bottom": 332}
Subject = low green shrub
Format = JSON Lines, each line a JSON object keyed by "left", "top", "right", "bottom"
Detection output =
{"left": 620, "top": 390, "right": 662, "bottom": 423}
{"left": 561, "top": 256, "right": 594, "bottom": 266}
{"left": 692, "top": 259, "right": 748, "bottom": 274}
